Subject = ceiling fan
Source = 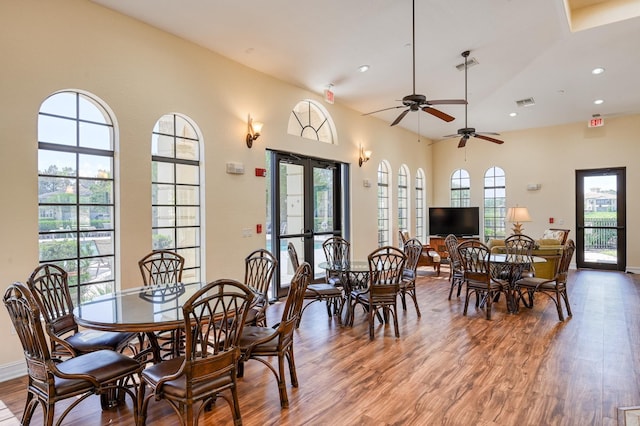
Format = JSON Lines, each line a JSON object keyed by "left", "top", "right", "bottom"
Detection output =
{"left": 362, "top": 0, "right": 466, "bottom": 126}
{"left": 444, "top": 50, "right": 504, "bottom": 148}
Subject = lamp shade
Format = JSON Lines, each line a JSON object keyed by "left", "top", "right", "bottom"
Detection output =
{"left": 506, "top": 206, "right": 531, "bottom": 223}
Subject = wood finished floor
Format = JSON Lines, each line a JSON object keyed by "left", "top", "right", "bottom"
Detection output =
{"left": 1, "top": 268, "right": 639, "bottom": 426}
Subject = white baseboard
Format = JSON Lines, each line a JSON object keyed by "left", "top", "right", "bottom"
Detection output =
{"left": 0, "top": 360, "right": 26, "bottom": 383}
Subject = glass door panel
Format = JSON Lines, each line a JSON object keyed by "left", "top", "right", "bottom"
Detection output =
{"left": 269, "top": 152, "right": 345, "bottom": 298}
{"left": 576, "top": 168, "right": 626, "bottom": 271}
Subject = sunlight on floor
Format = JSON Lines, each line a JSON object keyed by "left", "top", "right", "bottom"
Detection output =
{"left": 0, "top": 400, "right": 20, "bottom": 425}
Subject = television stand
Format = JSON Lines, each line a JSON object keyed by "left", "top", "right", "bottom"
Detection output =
{"left": 428, "top": 235, "right": 479, "bottom": 264}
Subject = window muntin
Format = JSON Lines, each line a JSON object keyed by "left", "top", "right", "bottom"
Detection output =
{"left": 415, "top": 168, "right": 425, "bottom": 242}
{"left": 38, "top": 91, "right": 116, "bottom": 305}
{"left": 451, "top": 168, "right": 471, "bottom": 207}
{"left": 151, "top": 114, "right": 202, "bottom": 283}
{"left": 287, "top": 100, "right": 335, "bottom": 144}
{"left": 398, "top": 165, "right": 409, "bottom": 234}
{"left": 484, "top": 166, "right": 506, "bottom": 241}
{"left": 377, "top": 161, "right": 390, "bottom": 247}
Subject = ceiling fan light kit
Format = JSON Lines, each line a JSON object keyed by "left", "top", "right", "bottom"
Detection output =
{"left": 362, "top": 0, "right": 465, "bottom": 127}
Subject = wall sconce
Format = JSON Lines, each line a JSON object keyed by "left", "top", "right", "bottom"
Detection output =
{"left": 246, "top": 114, "right": 263, "bottom": 148}
{"left": 358, "top": 145, "right": 372, "bottom": 167}
{"left": 505, "top": 206, "right": 532, "bottom": 235}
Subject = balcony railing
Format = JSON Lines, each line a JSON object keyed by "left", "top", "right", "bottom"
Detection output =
{"left": 584, "top": 218, "right": 617, "bottom": 250}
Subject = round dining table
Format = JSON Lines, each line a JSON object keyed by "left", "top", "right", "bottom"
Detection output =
{"left": 489, "top": 253, "right": 546, "bottom": 313}
{"left": 74, "top": 281, "right": 205, "bottom": 362}
{"left": 318, "top": 260, "right": 369, "bottom": 326}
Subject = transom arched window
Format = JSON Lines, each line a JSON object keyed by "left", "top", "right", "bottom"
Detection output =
{"left": 377, "top": 161, "right": 391, "bottom": 247}
{"left": 484, "top": 166, "right": 506, "bottom": 241}
{"left": 287, "top": 99, "right": 336, "bottom": 144}
{"left": 451, "top": 168, "right": 470, "bottom": 207}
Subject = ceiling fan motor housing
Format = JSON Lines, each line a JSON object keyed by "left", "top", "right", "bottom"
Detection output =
{"left": 402, "top": 94, "right": 426, "bottom": 106}
{"left": 459, "top": 127, "right": 476, "bottom": 134}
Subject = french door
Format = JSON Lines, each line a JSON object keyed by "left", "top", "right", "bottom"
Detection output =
{"left": 268, "top": 151, "right": 347, "bottom": 298}
{"left": 575, "top": 167, "right": 626, "bottom": 271}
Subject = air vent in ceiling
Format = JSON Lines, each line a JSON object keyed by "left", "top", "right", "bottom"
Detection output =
{"left": 516, "top": 97, "right": 536, "bottom": 107}
{"left": 456, "top": 57, "right": 478, "bottom": 71}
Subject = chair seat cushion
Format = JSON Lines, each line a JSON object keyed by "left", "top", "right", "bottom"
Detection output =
{"left": 516, "top": 277, "right": 557, "bottom": 290}
{"left": 305, "top": 283, "right": 342, "bottom": 298}
{"left": 66, "top": 330, "right": 135, "bottom": 353}
{"left": 142, "top": 355, "right": 234, "bottom": 399}
{"left": 239, "top": 326, "right": 279, "bottom": 352}
{"left": 54, "top": 349, "right": 140, "bottom": 396}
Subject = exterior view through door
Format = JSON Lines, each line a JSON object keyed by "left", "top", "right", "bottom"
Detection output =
{"left": 575, "top": 167, "right": 626, "bottom": 271}
{"left": 266, "top": 151, "right": 347, "bottom": 299}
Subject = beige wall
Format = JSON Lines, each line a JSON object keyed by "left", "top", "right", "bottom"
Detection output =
{"left": 0, "top": 0, "right": 637, "bottom": 377}
{"left": 431, "top": 116, "right": 640, "bottom": 262}
{"left": 0, "top": 0, "right": 432, "bottom": 372}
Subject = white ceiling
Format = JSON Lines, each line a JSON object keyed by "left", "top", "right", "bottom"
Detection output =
{"left": 90, "top": 0, "right": 640, "bottom": 142}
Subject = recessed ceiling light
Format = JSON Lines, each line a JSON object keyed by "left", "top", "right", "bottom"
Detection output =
{"left": 594, "top": 99, "right": 604, "bottom": 105}
{"left": 592, "top": 67, "right": 605, "bottom": 75}
{"left": 358, "top": 65, "right": 370, "bottom": 73}
{"left": 509, "top": 112, "right": 517, "bottom": 117}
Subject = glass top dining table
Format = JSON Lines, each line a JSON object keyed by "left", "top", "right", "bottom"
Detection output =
{"left": 318, "top": 260, "right": 370, "bottom": 326}
{"left": 489, "top": 253, "right": 547, "bottom": 313}
{"left": 73, "top": 281, "right": 206, "bottom": 333}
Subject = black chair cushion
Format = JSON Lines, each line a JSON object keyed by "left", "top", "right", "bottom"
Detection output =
{"left": 238, "top": 326, "right": 279, "bottom": 352}
{"left": 54, "top": 349, "right": 140, "bottom": 396}
{"left": 305, "top": 283, "right": 342, "bottom": 298}
{"left": 142, "top": 355, "right": 235, "bottom": 399}
{"left": 65, "top": 330, "right": 135, "bottom": 353}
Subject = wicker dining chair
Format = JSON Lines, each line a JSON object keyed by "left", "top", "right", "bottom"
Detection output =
{"left": 457, "top": 240, "right": 507, "bottom": 320}
{"left": 138, "top": 250, "right": 186, "bottom": 360}
{"left": 290, "top": 242, "right": 343, "bottom": 327}
{"left": 27, "top": 263, "right": 136, "bottom": 359}
{"left": 4, "top": 282, "right": 142, "bottom": 426}
{"left": 244, "top": 248, "right": 278, "bottom": 327}
{"left": 515, "top": 239, "right": 575, "bottom": 321}
{"left": 399, "top": 238, "right": 423, "bottom": 317}
{"left": 238, "top": 262, "right": 312, "bottom": 408}
{"left": 351, "top": 246, "right": 406, "bottom": 339}
{"left": 444, "top": 234, "right": 465, "bottom": 299}
{"left": 138, "top": 279, "right": 254, "bottom": 426}
{"left": 138, "top": 250, "right": 185, "bottom": 286}
{"left": 322, "top": 236, "right": 350, "bottom": 287}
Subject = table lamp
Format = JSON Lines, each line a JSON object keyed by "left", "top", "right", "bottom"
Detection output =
{"left": 506, "top": 206, "right": 531, "bottom": 235}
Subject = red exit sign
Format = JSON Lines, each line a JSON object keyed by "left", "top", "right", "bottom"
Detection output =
{"left": 589, "top": 117, "right": 604, "bottom": 127}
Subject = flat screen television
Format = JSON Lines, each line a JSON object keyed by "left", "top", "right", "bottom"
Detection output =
{"left": 428, "top": 207, "right": 480, "bottom": 237}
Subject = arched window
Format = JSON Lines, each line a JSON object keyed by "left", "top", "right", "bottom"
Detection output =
{"left": 152, "top": 114, "right": 202, "bottom": 283}
{"left": 451, "top": 168, "right": 470, "bottom": 207}
{"left": 484, "top": 166, "right": 506, "bottom": 241}
{"left": 415, "top": 168, "right": 425, "bottom": 242}
{"left": 377, "top": 161, "right": 391, "bottom": 247}
{"left": 38, "top": 90, "right": 117, "bottom": 304}
{"left": 287, "top": 99, "right": 336, "bottom": 144}
{"left": 398, "top": 164, "right": 410, "bottom": 234}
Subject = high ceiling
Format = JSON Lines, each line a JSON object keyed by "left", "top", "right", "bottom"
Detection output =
{"left": 90, "top": 0, "right": 640, "bottom": 142}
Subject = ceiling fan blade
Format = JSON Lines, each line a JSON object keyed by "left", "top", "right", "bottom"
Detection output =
{"left": 424, "top": 99, "right": 467, "bottom": 105}
{"left": 458, "top": 136, "right": 468, "bottom": 148}
{"left": 362, "top": 105, "right": 405, "bottom": 116}
{"left": 442, "top": 133, "right": 460, "bottom": 138}
{"left": 422, "top": 107, "right": 455, "bottom": 122}
{"left": 474, "top": 133, "right": 504, "bottom": 144}
{"left": 475, "top": 131, "right": 501, "bottom": 136}
{"left": 390, "top": 109, "right": 410, "bottom": 126}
